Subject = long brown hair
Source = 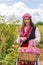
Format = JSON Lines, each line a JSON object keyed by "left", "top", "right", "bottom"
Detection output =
{"left": 20, "top": 18, "right": 34, "bottom": 32}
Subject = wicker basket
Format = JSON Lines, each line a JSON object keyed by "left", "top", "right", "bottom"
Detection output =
{"left": 18, "top": 52, "right": 40, "bottom": 61}
{"left": 18, "top": 47, "right": 40, "bottom": 61}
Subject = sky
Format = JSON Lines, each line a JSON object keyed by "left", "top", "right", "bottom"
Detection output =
{"left": 0, "top": 0, "right": 43, "bottom": 23}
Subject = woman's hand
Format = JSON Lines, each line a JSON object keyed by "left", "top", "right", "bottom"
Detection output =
{"left": 28, "top": 39, "right": 35, "bottom": 47}
{"left": 19, "top": 37, "right": 27, "bottom": 42}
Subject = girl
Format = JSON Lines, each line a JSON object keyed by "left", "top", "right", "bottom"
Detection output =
{"left": 16, "top": 13, "right": 41, "bottom": 65}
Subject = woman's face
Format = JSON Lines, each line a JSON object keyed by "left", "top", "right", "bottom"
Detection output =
{"left": 23, "top": 17, "right": 30, "bottom": 26}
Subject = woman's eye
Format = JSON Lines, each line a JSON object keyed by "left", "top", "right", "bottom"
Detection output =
{"left": 24, "top": 19, "right": 29, "bottom": 20}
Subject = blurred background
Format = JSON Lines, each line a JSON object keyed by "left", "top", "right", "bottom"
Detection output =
{"left": 0, "top": 0, "right": 43, "bottom": 65}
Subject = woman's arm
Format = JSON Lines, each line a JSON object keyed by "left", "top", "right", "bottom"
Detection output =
{"left": 33, "top": 27, "right": 41, "bottom": 45}
{"left": 29, "top": 27, "right": 41, "bottom": 47}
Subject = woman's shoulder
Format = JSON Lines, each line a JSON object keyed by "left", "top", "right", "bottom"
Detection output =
{"left": 32, "top": 26, "right": 40, "bottom": 33}
{"left": 32, "top": 26, "right": 36, "bottom": 31}
{"left": 35, "top": 27, "right": 40, "bottom": 33}
{"left": 32, "top": 26, "right": 39, "bottom": 30}
{"left": 34, "top": 26, "right": 40, "bottom": 35}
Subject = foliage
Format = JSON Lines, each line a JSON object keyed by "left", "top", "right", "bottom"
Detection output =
{"left": 0, "top": 16, "right": 43, "bottom": 65}
{"left": 35, "top": 21, "right": 43, "bottom": 26}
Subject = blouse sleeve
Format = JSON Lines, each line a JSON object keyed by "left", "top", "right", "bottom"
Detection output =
{"left": 33, "top": 27, "right": 41, "bottom": 45}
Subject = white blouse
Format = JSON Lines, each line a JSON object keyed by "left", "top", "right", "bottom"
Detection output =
{"left": 33, "top": 27, "right": 41, "bottom": 46}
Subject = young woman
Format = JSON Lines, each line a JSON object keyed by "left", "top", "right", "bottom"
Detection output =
{"left": 16, "top": 13, "right": 41, "bottom": 65}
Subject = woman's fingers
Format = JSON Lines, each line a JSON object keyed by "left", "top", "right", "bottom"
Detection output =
{"left": 28, "top": 40, "right": 34, "bottom": 47}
